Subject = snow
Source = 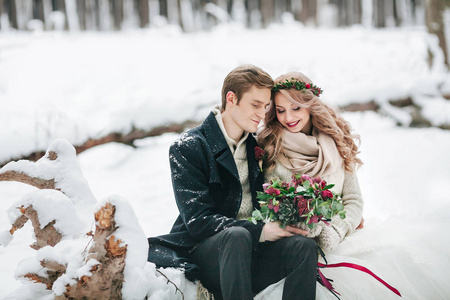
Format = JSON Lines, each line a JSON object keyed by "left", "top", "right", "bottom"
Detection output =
{"left": 7, "top": 189, "right": 84, "bottom": 236}
{"left": 1, "top": 21, "right": 450, "bottom": 299}
{"left": 414, "top": 95, "right": 450, "bottom": 126}
{"left": 1, "top": 24, "right": 450, "bottom": 164}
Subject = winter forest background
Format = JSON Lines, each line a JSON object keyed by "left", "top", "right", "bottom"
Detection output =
{"left": 1, "top": 0, "right": 450, "bottom": 299}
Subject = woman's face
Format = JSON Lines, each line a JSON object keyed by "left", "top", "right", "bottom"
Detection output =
{"left": 274, "top": 92, "right": 311, "bottom": 134}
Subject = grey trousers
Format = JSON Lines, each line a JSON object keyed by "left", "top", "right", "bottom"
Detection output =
{"left": 189, "top": 226, "right": 318, "bottom": 300}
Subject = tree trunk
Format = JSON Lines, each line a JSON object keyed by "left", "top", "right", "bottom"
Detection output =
{"left": 114, "top": 0, "right": 124, "bottom": 30}
{"left": 261, "top": 0, "right": 274, "bottom": 27}
{"left": 149, "top": 0, "right": 160, "bottom": 25}
{"left": 425, "top": 0, "right": 448, "bottom": 67}
{"left": 353, "top": 0, "right": 362, "bottom": 25}
{"left": 159, "top": 0, "right": 169, "bottom": 21}
{"left": 8, "top": 0, "right": 18, "bottom": 29}
{"left": 34, "top": 0, "right": 45, "bottom": 24}
{"left": 85, "top": 0, "right": 96, "bottom": 30}
{"left": 77, "top": 0, "right": 87, "bottom": 30}
{"left": 139, "top": 0, "right": 149, "bottom": 27}
{"left": 274, "top": 0, "right": 287, "bottom": 22}
{"left": 54, "top": 0, "right": 69, "bottom": 30}
{"left": 337, "top": 0, "right": 349, "bottom": 26}
{"left": 299, "top": 0, "right": 317, "bottom": 26}
{"left": 43, "top": 0, "right": 52, "bottom": 30}
{"left": 373, "top": 0, "right": 385, "bottom": 27}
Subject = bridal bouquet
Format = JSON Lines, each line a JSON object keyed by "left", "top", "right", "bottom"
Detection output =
{"left": 249, "top": 174, "right": 346, "bottom": 229}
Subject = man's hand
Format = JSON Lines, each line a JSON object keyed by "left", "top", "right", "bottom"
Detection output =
{"left": 262, "top": 222, "right": 308, "bottom": 242}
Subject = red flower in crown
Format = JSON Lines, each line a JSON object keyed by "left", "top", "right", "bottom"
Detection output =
{"left": 254, "top": 146, "right": 267, "bottom": 172}
{"left": 305, "top": 83, "right": 311, "bottom": 89}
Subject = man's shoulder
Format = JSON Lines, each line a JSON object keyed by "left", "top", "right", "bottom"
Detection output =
{"left": 170, "top": 112, "right": 225, "bottom": 152}
{"left": 170, "top": 125, "right": 207, "bottom": 152}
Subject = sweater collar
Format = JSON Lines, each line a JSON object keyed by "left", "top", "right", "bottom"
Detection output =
{"left": 212, "top": 108, "right": 249, "bottom": 155}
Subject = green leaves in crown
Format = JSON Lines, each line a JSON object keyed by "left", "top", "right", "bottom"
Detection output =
{"left": 272, "top": 78, "right": 323, "bottom": 96}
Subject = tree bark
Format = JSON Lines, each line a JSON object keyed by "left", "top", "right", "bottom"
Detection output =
{"left": 425, "top": 0, "right": 448, "bottom": 67}
{"left": 77, "top": 0, "right": 87, "bottom": 30}
{"left": 374, "top": 0, "right": 385, "bottom": 27}
{"left": 261, "top": 0, "right": 274, "bottom": 27}
{"left": 56, "top": 203, "right": 126, "bottom": 300}
{"left": 139, "top": 0, "right": 150, "bottom": 27}
{"left": 34, "top": 0, "right": 45, "bottom": 23}
{"left": 112, "top": 0, "right": 123, "bottom": 30}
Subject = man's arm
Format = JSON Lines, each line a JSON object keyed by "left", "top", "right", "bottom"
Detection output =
{"left": 169, "top": 137, "right": 264, "bottom": 248}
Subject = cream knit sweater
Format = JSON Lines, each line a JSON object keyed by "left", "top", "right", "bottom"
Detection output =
{"left": 213, "top": 110, "right": 253, "bottom": 221}
{"left": 266, "top": 161, "right": 364, "bottom": 252}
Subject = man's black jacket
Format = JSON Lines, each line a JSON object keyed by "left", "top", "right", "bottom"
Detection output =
{"left": 148, "top": 111, "right": 265, "bottom": 280}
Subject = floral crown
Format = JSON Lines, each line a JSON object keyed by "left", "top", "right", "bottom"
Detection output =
{"left": 272, "top": 78, "right": 323, "bottom": 96}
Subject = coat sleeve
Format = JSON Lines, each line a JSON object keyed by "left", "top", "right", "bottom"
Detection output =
{"left": 169, "top": 136, "right": 264, "bottom": 249}
{"left": 330, "top": 171, "right": 364, "bottom": 241}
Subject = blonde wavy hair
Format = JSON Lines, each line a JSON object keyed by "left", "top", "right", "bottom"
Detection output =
{"left": 258, "top": 72, "right": 362, "bottom": 173}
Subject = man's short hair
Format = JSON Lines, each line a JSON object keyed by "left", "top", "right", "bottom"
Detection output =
{"left": 221, "top": 64, "right": 274, "bottom": 111}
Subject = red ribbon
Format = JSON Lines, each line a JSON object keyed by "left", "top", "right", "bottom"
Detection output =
{"left": 318, "top": 261, "right": 402, "bottom": 297}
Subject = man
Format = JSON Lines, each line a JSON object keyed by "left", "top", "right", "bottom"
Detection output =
{"left": 148, "top": 65, "right": 318, "bottom": 300}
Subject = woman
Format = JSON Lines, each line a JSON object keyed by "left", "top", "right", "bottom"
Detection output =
{"left": 258, "top": 71, "right": 364, "bottom": 252}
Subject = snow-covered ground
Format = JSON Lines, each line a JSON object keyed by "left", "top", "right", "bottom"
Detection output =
{"left": 1, "top": 112, "right": 450, "bottom": 299}
{"left": 1, "top": 22, "right": 450, "bottom": 299}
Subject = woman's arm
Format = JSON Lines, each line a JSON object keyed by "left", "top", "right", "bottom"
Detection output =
{"left": 317, "top": 171, "right": 364, "bottom": 251}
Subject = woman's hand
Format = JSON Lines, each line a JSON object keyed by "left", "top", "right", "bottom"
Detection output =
{"left": 356, "top": 217, "right": 365, "bottom": 229}
{"left": 262, "top": 222, "right": 308, "bottom": 242}
{"left": 317, "top": 225, "right": 341, "bottom": 252}
{"left": 298, "top": 222, "right": 323, "bottom": 238}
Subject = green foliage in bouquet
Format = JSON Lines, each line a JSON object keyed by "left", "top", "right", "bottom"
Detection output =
{"left": 249, "top": 174, "right": 346, "bottom": 229}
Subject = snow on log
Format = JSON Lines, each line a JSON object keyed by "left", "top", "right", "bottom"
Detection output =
{"left": 0, "top": 139, "right": 96, "bottom": 211}
{"left": 1, "top": 139, "right": 191, "bottom": 300}
{"left": 2, "top": 189, "right": 86, "bottom": 248}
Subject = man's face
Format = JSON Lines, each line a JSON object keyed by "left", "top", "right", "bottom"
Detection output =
{"left": 229, "top": 86, "right": 272, "bottom": 133}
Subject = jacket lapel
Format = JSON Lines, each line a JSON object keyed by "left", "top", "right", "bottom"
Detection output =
{"left": 202, "top": 112, "right": 240, "bottom": 181}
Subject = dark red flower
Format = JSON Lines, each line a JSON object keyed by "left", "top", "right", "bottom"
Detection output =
{"left": 265, "top": 187, "right": 281, "bottom": 196}
{"left": 296, "top": 195, "right": 310, "bottom": 216}
{"left": 308, "top": 215, "right": 319, "bottom": 224}
{"left": 273, "top": 205, "right": 280, "bottom": 213}
{"left": 300, "top": 174, "right": 312, "bottom": 183}
{"left": 322, "top": 190, "right": 333, "bottom": 199}
{"left": 254, "top": 146, "right": 265, "bottom": 160}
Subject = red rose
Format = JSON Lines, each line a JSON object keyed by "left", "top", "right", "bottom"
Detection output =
{"left": 322, "top": 190, "right": 333, "bottom": 199}
{"left": 305, "top": 83, "right": 311, "bottom": 89}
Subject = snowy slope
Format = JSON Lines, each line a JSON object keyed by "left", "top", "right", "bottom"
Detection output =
{"left": 1, "top": 23, "right": 449, "bottom": 164}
